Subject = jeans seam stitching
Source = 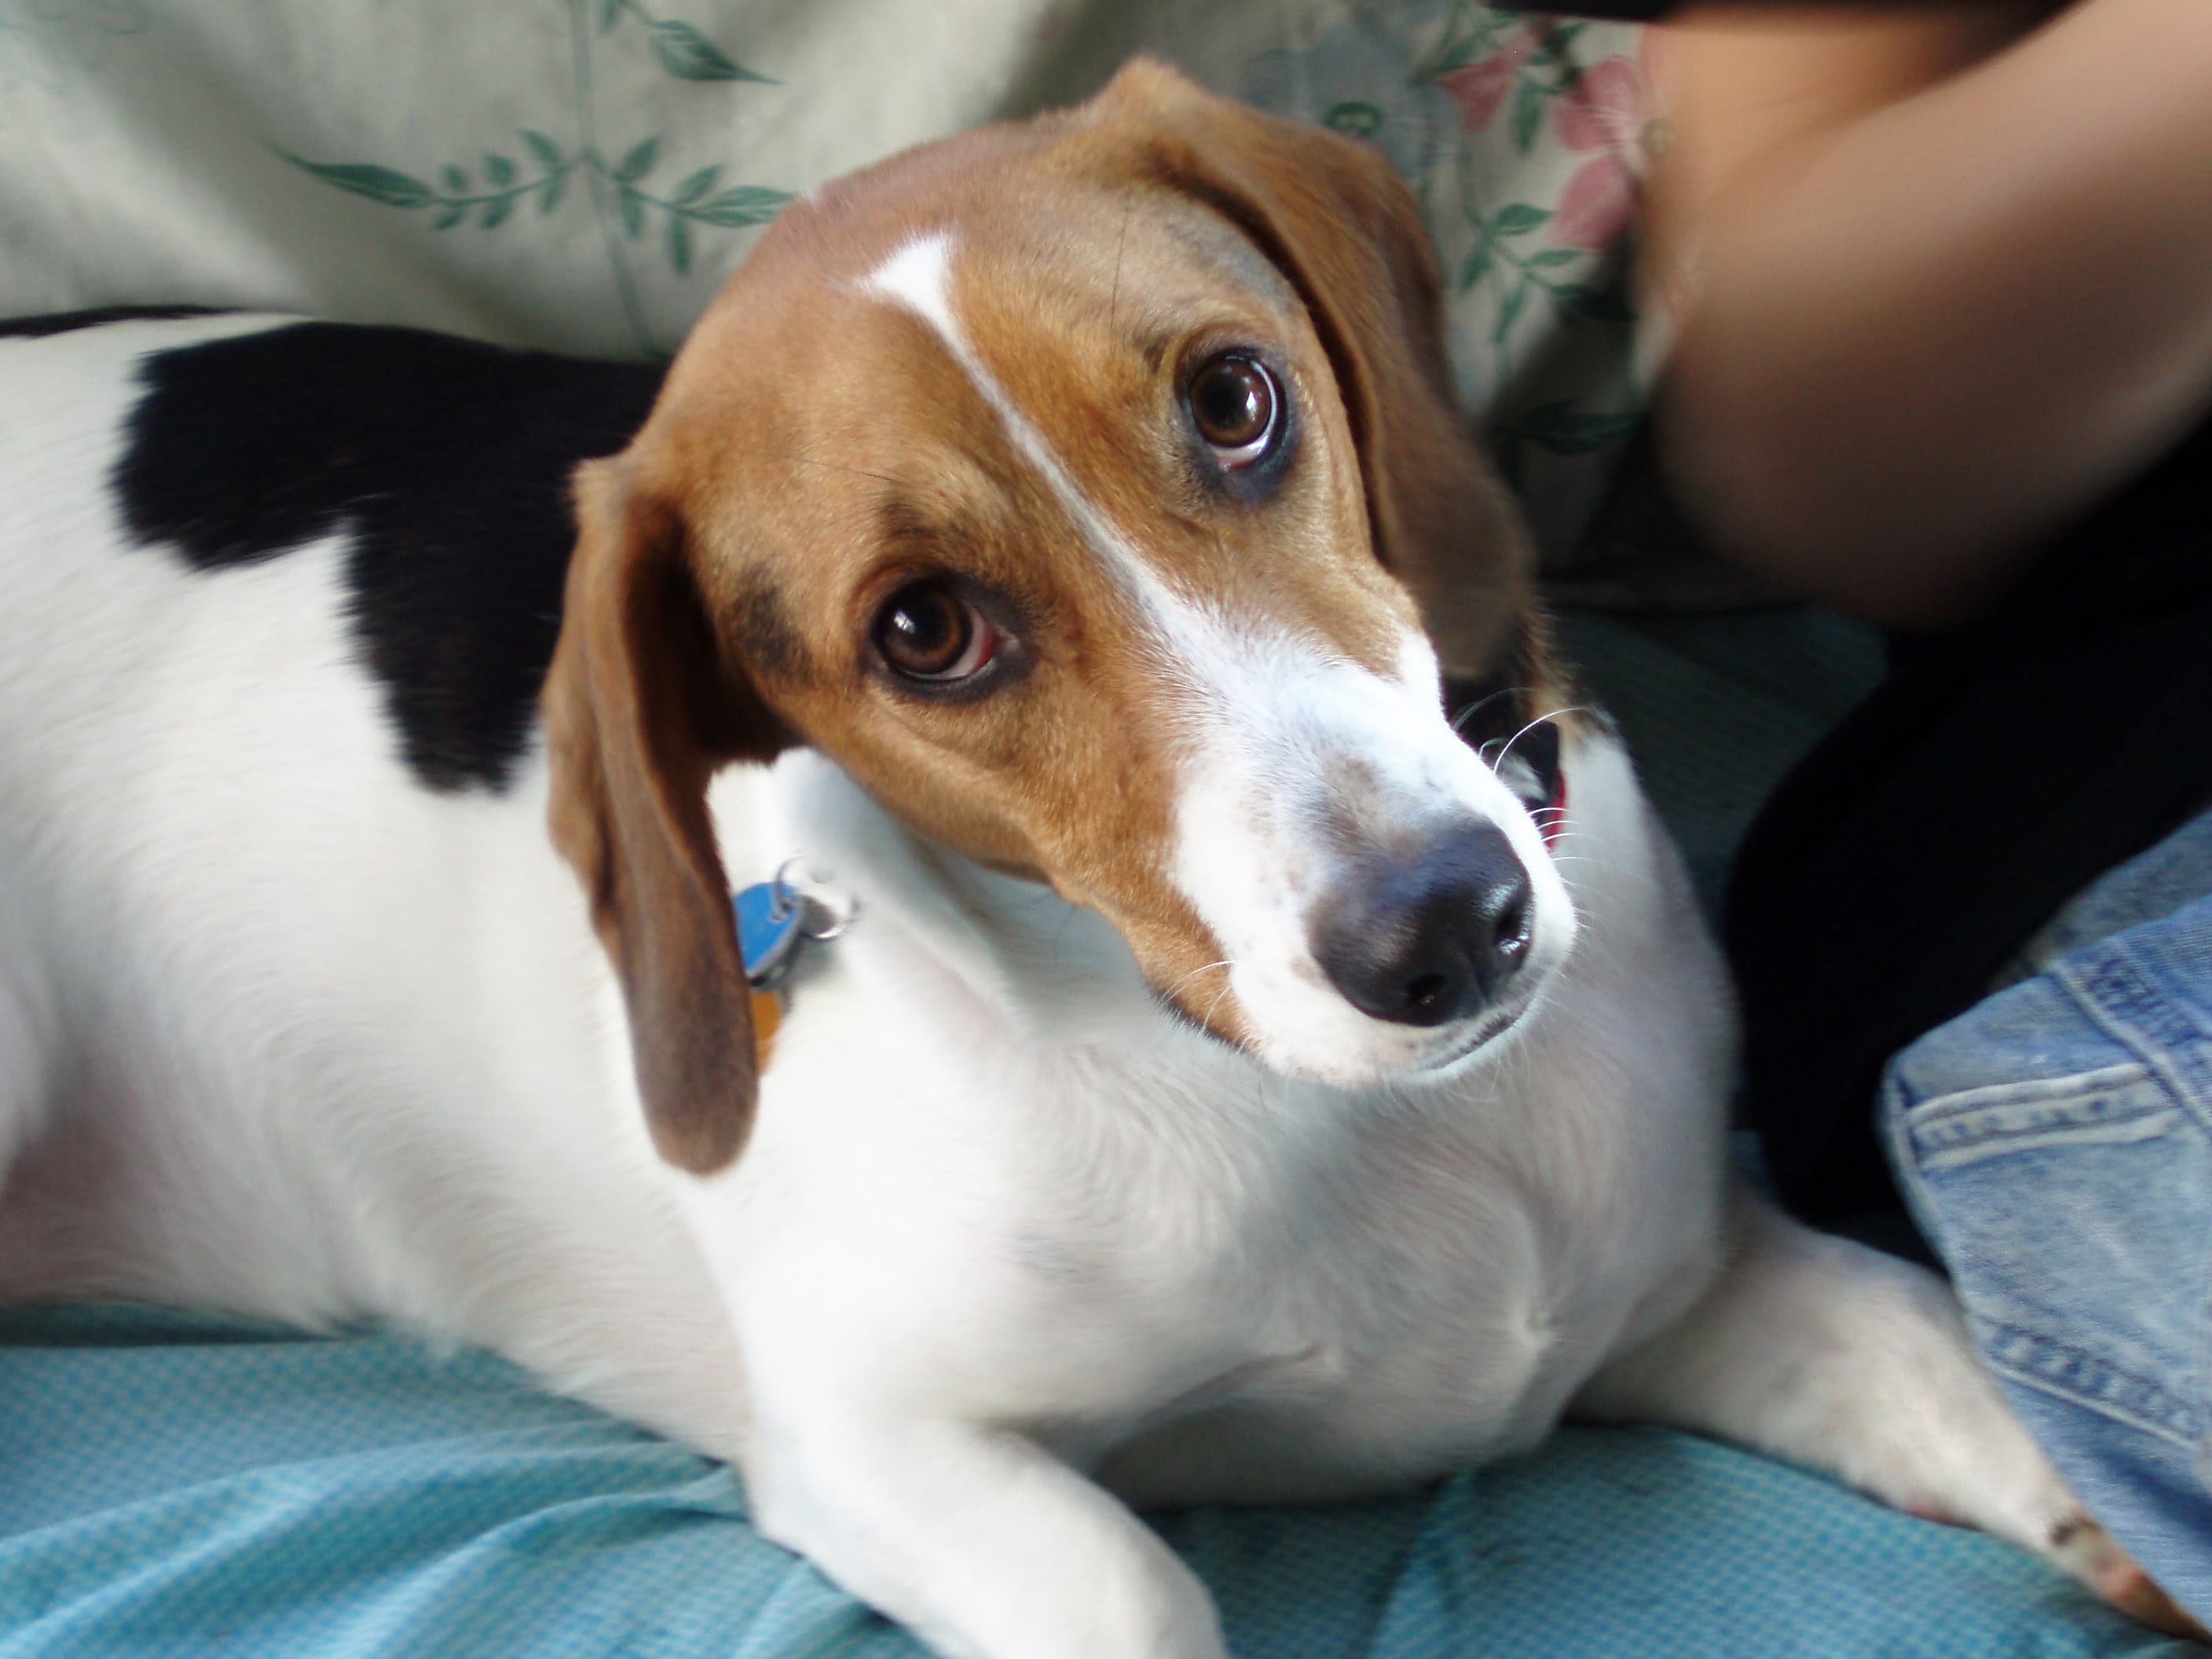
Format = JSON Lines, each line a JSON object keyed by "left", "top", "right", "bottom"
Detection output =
{"left": 1899, "top": 1071, "right": 2171, "bottom": 1156}
{"left": 1979, "top": 1320, "right": 2202, "bottom": 1448}
{"left": 1901, "top": 1059, "right": 2153, "bottom": 1134}
{"left": 2053, "top": 947, "right": 2212, "bottom": 1120}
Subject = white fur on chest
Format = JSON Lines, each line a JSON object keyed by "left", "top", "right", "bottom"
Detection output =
{"left": 693, "top": 742, "right": 1733, "bottom": 1496}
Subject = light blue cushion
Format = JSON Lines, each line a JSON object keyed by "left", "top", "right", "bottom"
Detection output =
{"left": 0, "top": 1306, "right": 2184, "bottom": 1658}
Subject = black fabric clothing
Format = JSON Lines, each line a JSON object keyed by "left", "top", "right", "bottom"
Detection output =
{"left": 1726, "top": 414, "right": 2212, "bottom": 1231}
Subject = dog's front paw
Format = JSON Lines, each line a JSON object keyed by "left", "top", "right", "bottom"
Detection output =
{"left": 1902, "top": 1384, "right": 2208, "bottom": 1643}
{"left": 742, "top": 1401, "right": 1229, "bottom": 1659}
{"left": 2044, "top": 1513, "right": 2210, "bottom": 1643}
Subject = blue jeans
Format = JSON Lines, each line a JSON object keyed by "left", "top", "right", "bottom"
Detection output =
{"left": 1884, "top": 805, "right": 2212, "bottom": 1624}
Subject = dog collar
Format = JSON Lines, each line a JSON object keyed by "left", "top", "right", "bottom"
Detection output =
{"left": 733, "top": 860, "right": 854, "bottom": 1068}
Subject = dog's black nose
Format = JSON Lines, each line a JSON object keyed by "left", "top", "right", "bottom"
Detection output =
{"left": 1313, "top": 822, "right": 1533, "bottom": 1027}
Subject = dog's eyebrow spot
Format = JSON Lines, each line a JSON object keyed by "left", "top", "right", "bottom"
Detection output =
{"left": 730, "top": 576, "right": 814, "bottom": 685}
{"left": 879, "top": 497, "right": 948, "bottom": 546}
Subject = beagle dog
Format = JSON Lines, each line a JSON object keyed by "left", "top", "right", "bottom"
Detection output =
{"left": 0, "top": 60, "right": 2186, "bottom": 1659}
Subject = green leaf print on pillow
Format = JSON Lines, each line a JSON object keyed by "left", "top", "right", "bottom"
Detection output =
{"left": 645, "top": 16, "right": 773, "bottom": 82}
{"left": 277, "top": 158, "right": 438, "bottom": 210}
{"left": 274, "top": 0, "right": 789, "bottom": 355}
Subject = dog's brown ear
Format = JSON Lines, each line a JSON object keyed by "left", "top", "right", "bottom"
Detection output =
{"left": 543, "top": 457, "right": 789, "bottom": 1174}
{"left": 1101, "top": 60, "right": 1535, "bottom": 683}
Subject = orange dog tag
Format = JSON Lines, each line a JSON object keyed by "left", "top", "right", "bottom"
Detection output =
{"left": 750, "top": 988, "right": 782, "bottom": 1071}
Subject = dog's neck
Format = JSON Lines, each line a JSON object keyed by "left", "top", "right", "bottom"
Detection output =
{"left": 716, "top": 749, "right": 1183, "bottom": 1056}
{"left": 708, "top": 748, "right": 1522, "bottom": 1170}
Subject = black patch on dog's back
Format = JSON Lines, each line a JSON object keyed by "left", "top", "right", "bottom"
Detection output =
{"left": 114, "top": 321, "right": 665, "bottom": 792}
{"left": 0, "top": 306, "right": 221, "bottom": 340}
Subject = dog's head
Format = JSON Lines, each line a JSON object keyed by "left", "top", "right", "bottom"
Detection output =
{"left": 544, "top": 59, "right": 1578, "bottom": 1174}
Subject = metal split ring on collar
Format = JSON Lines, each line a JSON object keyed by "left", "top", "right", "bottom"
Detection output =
{"left": 770, "top": 857, "right": 858, "bottom": 941}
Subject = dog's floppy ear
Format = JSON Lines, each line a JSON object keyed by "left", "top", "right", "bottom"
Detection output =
{"left": 1101, "top": 59, "right": 1535, "bottom": 683}
{"left": 543, "top": 457, "right": 789, "bottom": 1175}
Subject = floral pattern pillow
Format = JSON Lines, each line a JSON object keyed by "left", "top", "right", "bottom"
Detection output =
{"left": 2, "top": 0, "right": 1657, "bottom": 569}
{"left": 1239, "top": 2, "right": 1659, "bottom": 568}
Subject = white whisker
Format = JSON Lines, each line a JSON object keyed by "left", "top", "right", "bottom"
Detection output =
{"left": 1159, "top": 958, "right": 1233, "bottom": 1004}
{"left": 1485, "top": 705, "right": 1595, "bottom": 773}
{"left": 1199, "top": 973, "right": 1238, "bottom": 1032}
{"left": 1451, "top": 686, "right": 1528, "bottom": 736}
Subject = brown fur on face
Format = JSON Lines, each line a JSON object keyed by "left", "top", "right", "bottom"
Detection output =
{"left": 542, "top": 57, "right": 1540, "bottom": 1173}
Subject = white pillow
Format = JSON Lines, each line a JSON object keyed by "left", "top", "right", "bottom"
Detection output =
{"left": 1, "top": 0, "right": 1654, "bottom": 565}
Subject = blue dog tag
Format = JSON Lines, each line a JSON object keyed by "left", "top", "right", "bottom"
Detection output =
{"left": 734, "top": 881, "right": 804, "bottom": 989}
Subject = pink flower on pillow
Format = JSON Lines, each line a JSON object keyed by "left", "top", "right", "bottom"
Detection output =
{"left": 1548, "top": 46, "right": 1655, "bottom": 251}
{"left": 1438, "top": 30, "right": 1540, "bottom": 133}
{"left": 1555, "top": 53, "right": 1650, "bottom": 157}
{"left": 1552, "top": 156, "right": 1634, "bottom": 250}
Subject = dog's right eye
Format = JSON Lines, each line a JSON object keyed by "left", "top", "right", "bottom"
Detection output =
{"left": 872, "top": 580, "right": 1001, "bottom": 684}
{"left": 1188, "top": 353, "right": 1280, "bottom": 469}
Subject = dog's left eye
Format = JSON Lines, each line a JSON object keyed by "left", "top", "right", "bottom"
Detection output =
{"left": 1188, "top": 353, "right": 1280, "bottom": 468}
{"left": 873, "top": 580, "right": 1001, "bottom": 683}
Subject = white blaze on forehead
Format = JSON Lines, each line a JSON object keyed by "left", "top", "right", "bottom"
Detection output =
{"left": 857, "top": 232, "right": 1171, "bottom": 616}
{"left": 853, "top": 229, "right": 1429, "bottom": 702}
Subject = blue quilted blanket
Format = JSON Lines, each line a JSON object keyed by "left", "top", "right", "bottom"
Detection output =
{"left": 0, "top": 1306, "right": 2185, "bottom": 1659}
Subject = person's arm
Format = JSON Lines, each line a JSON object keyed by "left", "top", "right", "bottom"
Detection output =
{"left": 1646, "top": 0, "right": 2212, "bottom": 625}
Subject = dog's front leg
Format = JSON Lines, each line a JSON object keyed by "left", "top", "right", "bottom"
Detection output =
{"left": 1574, "top": 1179, "right": 2200, "bottom": 1634}
{"left": 742, "top": 1403, "right": 1225, "bottom": 1659}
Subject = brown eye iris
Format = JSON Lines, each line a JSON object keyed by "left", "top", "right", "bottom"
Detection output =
{"left": 1188, "top": 353, "right": 1279, "bottom": 462}
{"left": 873, "top": 580, "right": 998, "bottom": 683}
